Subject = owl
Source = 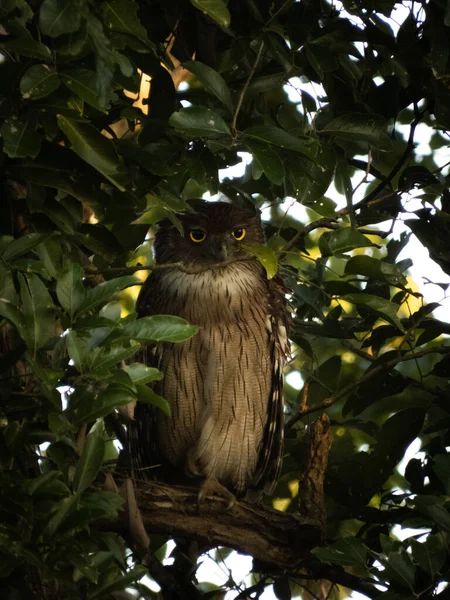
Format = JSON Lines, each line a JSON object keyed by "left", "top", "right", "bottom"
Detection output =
{"left": 130, "top": 201, "right": 290, "bottom": 500}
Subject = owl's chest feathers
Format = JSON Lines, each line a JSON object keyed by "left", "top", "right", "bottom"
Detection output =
{"left": 158, "top": 261, "right": 269, "bottom": 324}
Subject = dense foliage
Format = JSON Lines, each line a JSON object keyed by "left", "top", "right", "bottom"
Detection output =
{"left": 1, "top": 0, "right": 450, "bottom": 598}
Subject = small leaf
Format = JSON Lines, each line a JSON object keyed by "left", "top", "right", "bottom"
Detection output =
{"left": 386, "top": 551, "right": 415, "bottom": 590}
{"left": 46, "top": 493, "right": 80, "bottom": 536}
{"left": 39, "top": 0, "right": 81, "bottom": 37}
{"left": 89, "top": 566, "right": 148, "bottom": 600}
{"left": 57, "top": 115, "right": 130, "bottom": 191}
{"left": 185, "top": 60, "right": 233, "bottom": 112}
{"left": 1, "top": 38, "right": 51, "bottom": 60}
{"left": 123, "top": 315, "right": 199, "bottom": 343}
{"left": 78, "top": 276, "right": 139, "bottom": 315}
{"left": 190, "top": 0, "right": 230, "bottom": 27}
{"left": 74, "top": 387, "right": 136, "bottom": 424}
{"left": 241, "top": 244, "right": 278, "bottom": 279}
{"left": 20, "top": 65, "right": 61, "bottom": 100}
{"left": 102, "top": 0, "right": 149, "bottom": 42}
{"left": 61, "top": 69, "right": 108, "bottom": 112}
{"left": 345, "top": 256, "right": 408, "bottom": 287}
{"left": 19, "top": 273, "right": 55, "bottom": 354}
{"left": 73, "top": 433, "right": 105, "bottom": 493}
{"left": 169, "top": 107, "right": 231, "bottom": 137}
{"left": 136, "top": 384, "right": 171, "bottom": 416}
{"left": 0, "top": 118, "right": 41, "bottom": 159}
{"left": 243, "top": 125, "right": 316, "bottom": 160}
{"left": 0, "top": 300, "right": 27, "bottom": 342}
{"left": 319, "top": 228, "right": 373, "bottom": 256}
{"left": 56, "top": 263, "right": 85, "bottom": 320}
{"left": 343, "top": 293, "right": 405, "bottom": 332}
{"left": 1, "top": 234, "right": 50, "bottom": 261}
{"left": 123, "top": 363, "right": 164, "bottom": 385}
{"left": 66, "top": 330, "right": 87, "bottom": 372}
{"left": 244, "top": 140, "right": 285, "bottom": 185}
{"left": 312, "top": 538, "right": 368, "bottom": 569}
{"left": 410, "top": 535, "right": 446, "bottom": 577}
{"left": 322, "top": 113, "right": 393, "bottom": 151}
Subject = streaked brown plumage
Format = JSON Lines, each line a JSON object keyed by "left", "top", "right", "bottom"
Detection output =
{"left": 130, "top": 201, "right": 289, "bottom": 498}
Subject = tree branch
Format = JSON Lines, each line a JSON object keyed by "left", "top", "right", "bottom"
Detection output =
{"left": 287, "top": 346, "right": 450, "bottom": 427}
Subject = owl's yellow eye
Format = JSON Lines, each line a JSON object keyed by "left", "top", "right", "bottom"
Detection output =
{"left": 232, "top": 228, "right": 246, "bottom": 241}
{"left": 189, "top": 229, "right": 206, "bottom": 243}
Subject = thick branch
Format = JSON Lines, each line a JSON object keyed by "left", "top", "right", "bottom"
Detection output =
{"left": 102, "top": 481, "right": 322, "bottom": 570}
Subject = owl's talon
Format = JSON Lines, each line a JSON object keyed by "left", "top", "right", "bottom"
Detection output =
{"left": 197, "top": 479, "right": 235, "bottom": 512}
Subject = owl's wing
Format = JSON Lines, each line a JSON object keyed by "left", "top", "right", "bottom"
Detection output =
{"left": 253, "top": 274, "right": 290, "bottom": 494}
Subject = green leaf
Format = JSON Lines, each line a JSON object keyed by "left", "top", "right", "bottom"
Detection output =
{"left": 185, "top": 60, "right": 233, "bottom": 112}
{"left": 61, "top": 69, "right": 108, "bottom": 112}
{"left": 123, "top": 363, "right": 164, "bottom": 385}
{"left": 39, "top": 0, "right": 81, "bottom": 37}
{"left": 244, "top": 140, "right": 285, "bottom": 185}
{"left": 386, "top": 551, "right": 415, "bottom": 591}
{"left": 345, "top": 256, "right": 408, "bottom": 287}
{"left": 57, "top": 115, "right": 130, "bottom": 191}
{"left": 74, "top": 387, "right": 136, "bottom": 424}
{"left": 433, "top": 454, "right": 450, "bottom": 494}
{"left": 190, "top": 0, "right": 230, "bottom": 28}
{"left": 242, "top": 125, "right": 315, "bottom": 160}
{"left": 78, "top": 276, "right": 139, "bottom": 315}
{"left": 56, "top": 263, "right": 85, "bottom": 320}
{"left": 19, "top": 273, "right": 55, "bottom": 355}
{"left": 0, "top": 300, "right": 27, "bottom": 342}
{"left": 102, "top": 0, "right": 148, "bottom": 42}
{"left": 20, "top": 65, "right": 61, "bottom": 100}
{"left": 66, "top": 330, "right": 87, "bottom": 372}
{"left": 123, "top": 315, "right": 199, "bottom": 343}
{"left": 288, "top": 142, "right": 336, "bottom": 205}
{"left": 73, "top": 433, "right": 105, "bottom": 493}
{"left": 169, "top": 107, "right": 231, "bottom": 137}
{"left": 343, "top": 293, "right": 405, "bottom": 332}
{"left": 136, "top": 385, "right": 171, "bottom": 416}
{"left": 89, "top": 566, "right": 148, "bottom": 600}
{"left": 1, "top": 234, "right": 51, "bottom": 261}
{"left": 241, "top": 244, "right": 278, "bottom": 279}
{"left": 87, "top": 343, "right": 140, "bottom": 372}
{"left": 319, "top": 228, "right": 373, "bottom": 256}
{"left": 322, "top": 113, "right": 393, "bottom": 151}
{"left": 46, "top": 493, "right": 80, "bottom": 536}
{"left": 1, "top": 38, "right": 51, "bottom": 60}
{"left": 0, "top": 118, "right": 41, "bottom": 159}
{"left": 410, "top": 535, "right": 446, "bottom": 577}
{"left": 312, "top": 538, "right": 368, "bottom": 569}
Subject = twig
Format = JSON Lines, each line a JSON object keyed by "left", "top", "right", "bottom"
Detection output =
{"left": 286, "top": 346, "right": 450, "bottom": 427}
{"left": 231, "top": 40, "right": 265, "bottom": 141}
{"left": 348, "top": 107, "right": 426, "bottom": 214}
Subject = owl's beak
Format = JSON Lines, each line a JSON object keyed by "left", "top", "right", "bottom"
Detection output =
{"left": 209, "top": 235, "right": 231, "bottom": 262}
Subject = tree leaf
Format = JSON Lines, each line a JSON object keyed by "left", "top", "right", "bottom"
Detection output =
{"left": 0, "top": 118, "right": 41, "bottom": 159}
{"left": 78, "top": 276, "right": 139, "bottom": 315}
{"left": 20, "top": 65, "right": 61, "bottom": 100}
{"left": 57, "top": 115, "right": 130, "bottom": 191}
{"left": 74, "top": 387, "right": 136, "bottom": 424}
{"left": 242, "top": 125, "right": 316, "bottom": 160}
{"left": 185, "top": 60, "right": 233, "bottom": 112}
{"left": 244, "top": 139, "right": 285, "bottom": 185}
{"left": 169, "top": 107, "right": 231, "bottom": 137}
{"left": 1, "top": 38, "right": 51, "bottom": 60}
{"left": 39, "top": 0, "right": 81, "bottom": 37}
{"left": 19, "top": 273, "right": 55, "bottom": 355}
{"left": 102, "top": 0, "right": 149, "bottom": 42}
{"left": 343, "top": 293, "right": 405, "bottom": 331}
{"left": 190, "top": 0, "right": 230, "bottom": 28}
{"left": 312, "top": 538, "right": 368, "bottom": 569}
{"left": 123, "top": 315, "right": 199, "bottom": 343}
{"left": 241, "top": 244, "right": 278, "bottom": 279}
{"left": 136, "top": 384, "right": 171, "bottom": 416}
{"left": 410, "top": 535, "right": 446, "bottom": 577}
{"left": 66, "top": 330, "right": 87, "bottom": 372}
{"left": 345, "top": 256, "right": 408, "bottom": 287}
{"left": 1, "top": 233, "right": 51, "bottom": 261}
{"left": 0, "top": 299, "right": 27, "bottom": 342}
{"left": 45, "top": 493, "right": 81, "bottom": 536}
{"left": 56, "top": 263, "right": 85, "bottom": 320}
{"left": 61, "top": 69, "right": 108, "bottom": 112}
{"left": 123, "top": 363, "right": 164, "bottom": 385}
{"left": 433, "top": 454, "right": 450, "bottom": 494}
{"left": 319, "top": 228, "right": 373, "bottom": 256}
{"left": 89, "top": 566, "right": 148, "bottom": 600}
{"left": 322, "top": 113, "right": 393, "bottom": 151}
{"left": 386, "top": 551, "right": 415, "bottom": 590}
{"left": 73, "top": 433, "right": 105, "bottom": 493}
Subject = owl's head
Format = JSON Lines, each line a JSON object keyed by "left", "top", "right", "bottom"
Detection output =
{"left": 153, "top": 201, "right": 265, "bottom": 265}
